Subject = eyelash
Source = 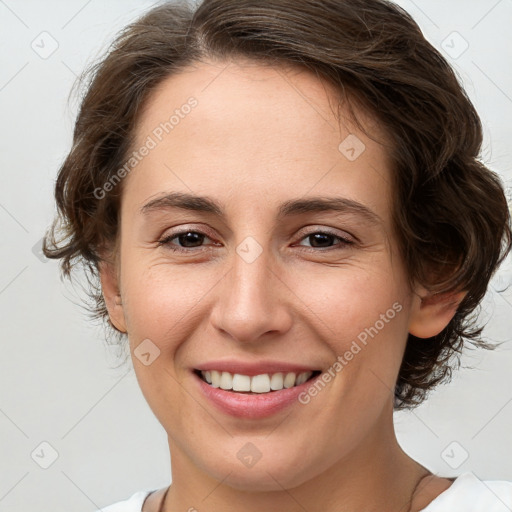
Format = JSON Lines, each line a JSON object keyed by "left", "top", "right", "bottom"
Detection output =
{"left": 156, "top": 228, "right": 355, "bottom": 253}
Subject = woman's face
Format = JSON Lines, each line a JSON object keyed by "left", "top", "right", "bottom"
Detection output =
{"left": 103, "top": 59, "right": 426, "bottom": 490}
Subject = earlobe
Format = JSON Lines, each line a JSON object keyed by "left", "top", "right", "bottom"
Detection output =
{"left": 98, "top": 260, "right": 127, "bottom": 333}
{"left": 408, "top": 286, "right": 466, "bottom": 339}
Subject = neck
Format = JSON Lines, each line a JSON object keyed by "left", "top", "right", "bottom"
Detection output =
{"left": 163, "top": 406, "right": 430, "bottom": 512}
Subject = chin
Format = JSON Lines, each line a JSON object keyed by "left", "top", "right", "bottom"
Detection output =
{"left": 201, "top": 453, "right": 314, "bottom": 492}
{"left": 223, "top": 470, "right": 304, "bottom": 492}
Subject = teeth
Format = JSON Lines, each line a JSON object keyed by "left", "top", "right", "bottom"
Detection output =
{"left": 210, "top": 370, "right": 221, "bottom": 388}
{"left": 219, "top": 371, "right": 233, "bottom": 390}
{"left": 270, "top": 372, "right": 284, "bottom": 390}
{"left": 233, "top": 373, "right": 251, "bottom": 391}
{"left": 295, "top": 372, "right": 309, "bottom": 385}
{"left": 283, "top": 372, "right": 296, "bottom": 388}
{"left": 251, "top": 374, "right": 270, "bottom": 393}
{"left": 200, "top": 370, "right": 314, "bottom": 393}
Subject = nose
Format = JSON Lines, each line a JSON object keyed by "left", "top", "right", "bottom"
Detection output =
{"left": 209, "top": 238, "right": 293, "bottom": 344}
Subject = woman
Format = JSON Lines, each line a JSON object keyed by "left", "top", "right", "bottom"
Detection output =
{"left": 43, "top": 0, "right": 512, "bottom": 510}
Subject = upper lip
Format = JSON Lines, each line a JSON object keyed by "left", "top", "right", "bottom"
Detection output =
{"left": 193, "top": 359, "right": 322, "bottom": 377}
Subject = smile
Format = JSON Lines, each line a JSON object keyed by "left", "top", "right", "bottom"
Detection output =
{"left": 195, "top": 369, "right": 322, "bottom": 394}
{"left": 192, "top": 368, "right": 325, "bottom": 419}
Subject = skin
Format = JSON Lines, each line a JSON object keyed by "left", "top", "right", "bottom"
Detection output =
{"left": 99, "top": 59, "right": 462, "bottom": 512}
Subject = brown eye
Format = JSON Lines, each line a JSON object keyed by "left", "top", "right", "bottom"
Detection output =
{"left": 297, "top": 231, "right": 354, "bottom": 250}
{"left": 157, "top": 230, "right": 214, "bottom": 253}
{"left": 174, "top": 232, "right": 206, "bottom": 248}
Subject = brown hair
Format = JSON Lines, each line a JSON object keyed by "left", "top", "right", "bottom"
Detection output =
{"left": 43, "top": 0, "right": 512, "bottom": 409}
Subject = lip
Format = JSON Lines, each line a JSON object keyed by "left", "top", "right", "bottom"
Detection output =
{"left": 192, "top": 369, "right": 323, "bottom": 419}
{"left": 193, "top": 359, "right": 321, "bottom": 377}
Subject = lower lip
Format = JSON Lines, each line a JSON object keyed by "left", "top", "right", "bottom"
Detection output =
{"left": 193, "top": 371, "right": 322, "bottom": 419}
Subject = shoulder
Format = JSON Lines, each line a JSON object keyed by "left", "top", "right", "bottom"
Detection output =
{"left": 95, "top": 489, "right": 155, "bottom": 512}
{"left": 420, "top": 472, "right": 512, "bottom": 511}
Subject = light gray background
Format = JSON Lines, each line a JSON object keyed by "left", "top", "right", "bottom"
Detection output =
{"left": 0, "top": 1, "right": 511, "bottom": 511}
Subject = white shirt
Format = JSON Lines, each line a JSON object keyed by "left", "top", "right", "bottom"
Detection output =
{"left": 97, "top": 472, "right": 512, "bottom": 511}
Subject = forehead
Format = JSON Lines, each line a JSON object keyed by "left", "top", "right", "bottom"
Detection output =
{"left": 135, "top": 57, "right": 385, "bottom": 150}
{"left": 124, "top": 58, "right": 393, "bottom": 223}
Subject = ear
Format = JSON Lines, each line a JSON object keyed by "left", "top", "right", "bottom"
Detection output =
{"left": 408, "top": 285, "right": 466, "bottom": 339}
{"left": 98, "top": 259, "right": 127, "bottom": 333}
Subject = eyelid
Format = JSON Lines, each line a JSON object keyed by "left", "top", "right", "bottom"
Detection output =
{"left": 160, "top": 224, "right": 217, "bottom": 240}
{"left": 295, "top": 225, "right": 357, "bottom": 243}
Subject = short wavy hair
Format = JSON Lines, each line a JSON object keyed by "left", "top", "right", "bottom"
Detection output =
{"left": 43, "top": 0, "right": 512, "bottom": 409}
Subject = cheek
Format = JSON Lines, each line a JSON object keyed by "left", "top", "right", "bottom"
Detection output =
{"left": 293, "top": 262, "right": 408, "bottom": 338}
{"left": 292, "top": 264, "right": 410, "bottom": 392}
{"left": 119, "top": 263, "right": 210, "bottom": 425}
{"left": 121, "top": 261, "right": 218, "bottom": 342}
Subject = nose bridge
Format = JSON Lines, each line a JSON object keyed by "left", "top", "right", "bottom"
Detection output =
{"left": 232, "top": 234, "right": 271, "bottom": 301}
{"left": 211, "top": 233, "right": 292, "bottom": 342}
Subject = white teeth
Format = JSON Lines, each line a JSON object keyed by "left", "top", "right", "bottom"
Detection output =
{"left": 232, "top": 373, "right": 251, "bottom": 391}
{"left": 295, "top": 372, "right": 309, "bottom": 385}
{"left": 219, "top": 371, "right": 232, "bottom": 390}
{"left": 200, "top": 370, "right": 314, "bottom": 393}
{"left": 270, "top": 372, "right": 284, "bottom": 390}
{"left": 283, "top": 372, "right": 296, "bottom": 388}
{"left": 210, "top": 370, "right": 221, "bottom": 388}
{"left": 251, "top": 374, "right": 270, "bottom": 393}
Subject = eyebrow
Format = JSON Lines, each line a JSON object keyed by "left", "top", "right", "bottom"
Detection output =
{"left": 140, "top": 192, "right": 382, "bottom": 226}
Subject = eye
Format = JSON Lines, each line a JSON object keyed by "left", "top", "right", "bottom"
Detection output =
{"left": 295, "top": 230, "right": 354, "bottom": 250}
{"left": 157, "top": 227, "right": 355, "bottom": 254}
{"left": 157, "top": 230, "right": 215, "bottom": 253}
